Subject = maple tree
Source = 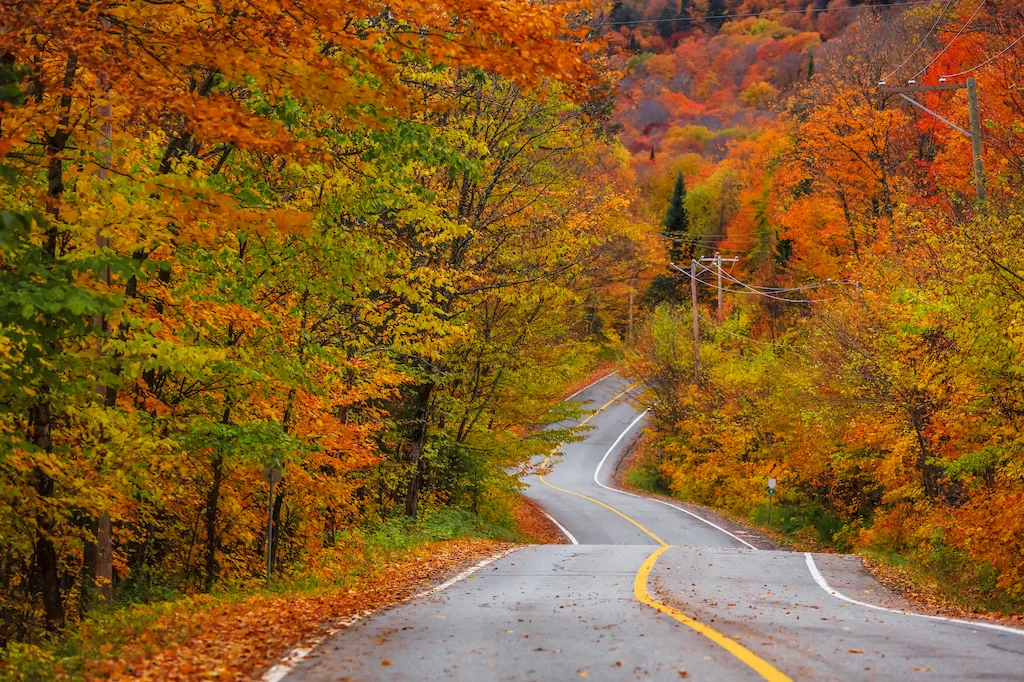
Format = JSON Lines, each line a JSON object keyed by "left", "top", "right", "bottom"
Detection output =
{"left": 0, "top": 0, "right": 655, "bottom": 651}
{"left": 624, "top": 0, "right": 1024, "bottom": 613}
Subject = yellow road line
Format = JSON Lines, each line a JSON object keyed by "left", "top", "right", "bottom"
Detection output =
{"left": 539, "top": 476, "right": 668, "bottom": 546}
{"left": 540, "top": 385, "right": 792, "bottom": 682}
{"left": 539, "top": 384, "right": 667, "bottom": 544}
{"left": 635, "top": 545, "right": 793, "bottom": 682}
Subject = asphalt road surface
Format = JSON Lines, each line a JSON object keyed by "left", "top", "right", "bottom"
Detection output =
{"left": 278, "top": 374, "right": 1024, "bottom": 681}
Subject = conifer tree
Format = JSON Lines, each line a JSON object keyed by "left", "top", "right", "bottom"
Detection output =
{"left": 705, "top": 0, "right": 727, "bottom": 29}
{"left": 663, "top": 172, "right": 690, "bottom": 264}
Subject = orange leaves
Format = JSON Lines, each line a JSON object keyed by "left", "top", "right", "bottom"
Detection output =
{"left": 82, "top": 539, "right": 510, "bottom": 681}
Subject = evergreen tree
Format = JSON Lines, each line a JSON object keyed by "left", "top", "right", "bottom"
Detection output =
{"left": 705, "top": 0, "right": 727, "bottom": 30}
{"left": 663, "top": 172, "right": 690, "bottom": 264}
{"left": 645, "top": 172, "right": 691, "bottom": 305}
{"left": 657, "top": 1, "right": 677, "bottom": 40}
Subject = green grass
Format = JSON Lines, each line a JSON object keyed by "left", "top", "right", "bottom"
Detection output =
{"left": 752, "top": 500, "right": 847, "bottom": 548}
{"left": 624, "top": 458, "right": 671, "bottom": 496}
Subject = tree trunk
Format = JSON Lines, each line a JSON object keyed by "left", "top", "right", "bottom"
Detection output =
{"left": 404, "top": 382, "right": 434, "bottom": 517}
{"left": 203, "top": 452, "right": 224, "bottom": 592}
{"left": 30, "top": 401, "right": 64, "bottom": 630}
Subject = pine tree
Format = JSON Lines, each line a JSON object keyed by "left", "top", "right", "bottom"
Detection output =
{"left": 663, "top": 172, "right": 690, "bottom": 264}
{"left": 645, "top": 172, "right": 691, "bottom": 305}
{"left": 706, "top": 0, "right": 727, "bottom": 30}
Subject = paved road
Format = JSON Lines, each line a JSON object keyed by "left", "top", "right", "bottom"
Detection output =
{"left": 281, "top": 374, "right": 1024, "bottom": 681}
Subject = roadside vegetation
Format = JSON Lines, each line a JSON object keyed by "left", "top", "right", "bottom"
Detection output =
{"left": 0, "top": 0, "right": 652, "bottom": 672}
{"left": 616, "top": 0, "right": 1024, "bottom": 618}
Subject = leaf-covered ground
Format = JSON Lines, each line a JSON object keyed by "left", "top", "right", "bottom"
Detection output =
{"left": 82, "top": 539, "right": 513, "bottom": 682}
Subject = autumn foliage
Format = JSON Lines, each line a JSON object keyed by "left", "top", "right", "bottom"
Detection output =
{"left": 0, "top": 0, "right": 654, "bottom": 651}
{"left": 625, "top": 1, "right": 1024, "bottom": 612}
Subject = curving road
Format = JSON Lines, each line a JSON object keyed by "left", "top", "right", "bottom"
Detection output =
{"left": 276, "top": 373, "right": 1024, "bottom": 681}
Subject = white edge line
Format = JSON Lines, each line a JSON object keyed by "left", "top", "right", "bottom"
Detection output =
{"left": 260, "top": 548, "right": 518, "bottom": 682}
{"left": 803, "top": 552, "right": 1024, "bottom": 637}
{"left": 542, "top": 511, "right": 579, "bottom": 545}
{"left": 564, "top": 371, "right": 618, "bottom": 401}
{"left": 592, "top": 408, "right": 760, "bottom": 551}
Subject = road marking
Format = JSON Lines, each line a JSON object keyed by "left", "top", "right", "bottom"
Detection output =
{"left": 260, "top": 548, "right": 517, "bottom": 682}
{"left": 539, "top": 384, "right": 636, "bottom": 470}
{"left": 804, "top": 553, "right": 1024, "bottom": 637}
{"left": 636, "top": 545, "right": 794, "bottom": 682}
{"left": 543, "top": 511, "right": 578, "bottom": 545}
{"left": 541, "top": 385, "right": 792, "bottom": 679}
{"left": 591, "top": 409, "right": 759, "bottom": 550}
{"left": 564, "top": 371, "right": 618, "bottom": 400}
{"left": 539, "top": 475, "right": 668, "bottom": 545}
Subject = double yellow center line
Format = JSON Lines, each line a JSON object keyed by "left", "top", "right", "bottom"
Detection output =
{"left": 539, "top": 385, "right": 792, "bottom": 682}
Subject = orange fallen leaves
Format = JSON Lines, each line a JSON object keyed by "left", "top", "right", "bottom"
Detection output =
{"left": 88, "top": 539, "right": 512, "bottom": 682}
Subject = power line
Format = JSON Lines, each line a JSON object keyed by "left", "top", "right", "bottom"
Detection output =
{"left": 709, "top": 263, "right": 850, "bottom": 294}
{"left": 911, "top": 0, "right": 986, "bottom": 80}
{"left": 699, "top": 313, "right": 805, "bottom": 349}
{"left": 882, "top": 0, "right": 957, "bottom": 82}
{"left": 600, "top": 1, "right": 939, "bottom": 27}
{"left": 696, "top": 261, "right": 845, "bottom": 296}
{"left": 672, "top": 262, "right": 836, "bottom": 303}
{"left": 943, "top": 32, "right": 1024, "bottom": 78}
{"left": 660, "top": 231, "right": 768, "bottom": 240}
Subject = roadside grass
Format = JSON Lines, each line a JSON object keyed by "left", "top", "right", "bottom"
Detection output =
{"left": 624, "top": 457, "right": 672, "bottom": 496}
{"left": 862, "top": 544, "right": 1019, "bottom": 616}
{"left": 0, "top": 509, "right": 519, "bottom": 682}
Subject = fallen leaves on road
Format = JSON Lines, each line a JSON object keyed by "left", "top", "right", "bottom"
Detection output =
{"left": 515, "top": 496, "right": 568, "bottom": 544}
{"left": 86, "top": 538, "right": 512, "bottom": 681}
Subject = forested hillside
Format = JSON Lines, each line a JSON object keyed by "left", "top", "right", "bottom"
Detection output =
{"left": 623, "top": 0, "right": 1024, "bottom": 612}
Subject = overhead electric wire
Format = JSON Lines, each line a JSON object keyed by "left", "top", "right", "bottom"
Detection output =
{"left": 943, "top": 32, "right": 1024, "bottom": 78}
{"left": 671, "top": 262, "right": 835, "bottom": 304}
{"left": 708, "top": 263, "right": 851, "bottom": 294}
{"left": 910, "top": 0, "right": 986, "bottom": 80}
{"left": 600, "top": 0, "right": 939, "bottom": 27}
{"left": 695, "top": 261, "right": 845, "bottom": 295}
{"left": 882, "top": 0, "right": 957, "bottom": 82}
{"left": 699, "top": 313, "right": 805, "bottom": 349}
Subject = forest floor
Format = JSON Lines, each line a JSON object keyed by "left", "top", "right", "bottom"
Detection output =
{"left": 1, "top": 536, "right": 515, "bottom": 682}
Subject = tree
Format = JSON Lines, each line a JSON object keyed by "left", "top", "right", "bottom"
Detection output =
{"left": 663, "top": 172, "right": 691, "bottom": 264}
{"left": 705, "top": 0, "right": 728, "bottom": 30}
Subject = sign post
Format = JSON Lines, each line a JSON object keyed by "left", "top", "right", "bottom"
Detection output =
{"left": 263, "top": 465, "right": 283, "bottom": 588}
{"left": 767, "top": 476, "right": 777, "bottom": 528}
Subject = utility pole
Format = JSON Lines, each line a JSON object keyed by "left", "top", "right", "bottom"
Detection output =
{"left": 628, "top": 284, "right": 634, "bottom": 346}
{"left": 671, "top": 256, "right": 741, "bottom": 387}
{"left": 967, "top": 78, "right": 987, "bottom": 202}
{"left": 698, "top": 254, "right": 739, "bottom": 319}
{"left": 879, "top": 77, "right": 985, "bottom": 202}
{"left": 690, "top": 259, "right": 700, "bottom": 387}
{"left": 715, "top": 252, "right": 723, "bottom": 317}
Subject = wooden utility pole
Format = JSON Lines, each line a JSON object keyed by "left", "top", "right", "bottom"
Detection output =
{"left": 628, "top": 285, "right": 634, "bottom": 345}
{"left": 690, "top": 260, "right": 700, "bottom": 387}
{"left": 967, "top": 78, "right": 987, "bottom": 202}
{"left": 880, "top": 78, "right": 985, "bottom": 202}
{"left": 715, "top": 252, "right": 723, "bottom": 317}
{"left": 698, "top": 254, "right": 739, "bottom": 319}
